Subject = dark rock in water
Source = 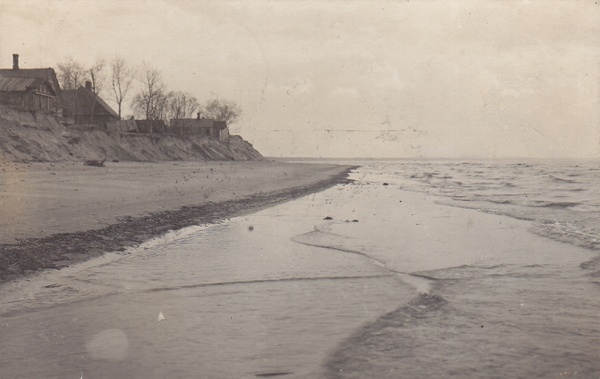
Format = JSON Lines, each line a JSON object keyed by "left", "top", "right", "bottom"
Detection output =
{"left": 352, "top": 219, "right": 359, "bottom": 223}
{"left": 383, "top": 182, "right": 389, "bottom": 186}
{"left": 324, "top": 216, "right": 333, "bottom": 220}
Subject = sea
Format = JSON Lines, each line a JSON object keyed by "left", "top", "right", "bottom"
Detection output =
{"left": 0, "top": 159, "right": 599, "bottom": 378}
{"left": 367, "top": 159, "right": 600, "bottom": 252}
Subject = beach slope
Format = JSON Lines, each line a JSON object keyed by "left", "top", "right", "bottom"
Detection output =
{"left": 0, "top": 161, "right": 354, "bottom": 282}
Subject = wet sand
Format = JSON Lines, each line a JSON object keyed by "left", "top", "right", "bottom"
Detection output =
{"left": 0, "top": 161, "right": 354, "bottom": 282}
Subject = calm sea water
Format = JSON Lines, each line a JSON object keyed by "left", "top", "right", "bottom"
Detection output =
{"left": 364, "top": 159, "right": 600, "bottom": 252}
{"left": 1, "top": 159, "right": 598, "bottom": 378}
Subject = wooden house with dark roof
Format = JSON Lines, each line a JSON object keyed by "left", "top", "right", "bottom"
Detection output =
{"left": 0, "top": 54, "right": 62, "bottom": 114}
{"left": 61, "top": 81, "right": 119, "bottom": 127}
{"left": 169, "top": 113, "right": 229, "bottom": 141}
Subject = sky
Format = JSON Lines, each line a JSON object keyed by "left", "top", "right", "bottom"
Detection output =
{"left": 0, "top": 0, "right": 599, "bottom": 158}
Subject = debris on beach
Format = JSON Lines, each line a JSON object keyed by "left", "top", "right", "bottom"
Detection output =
{"left": 84, "top": 159, "right": 106, "bottom": 167}
{"left": 324, "top": 216, "right": 333, "bottom": 220}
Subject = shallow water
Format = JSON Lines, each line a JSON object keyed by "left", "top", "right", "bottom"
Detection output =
{"left": 0, "top": 181, "right": 415, "bottom": 378}
{"left": 326, "top": 160, "right": 600, "bottom": 378}
{"left": 1, "top": 160, "right": 599, "bottom": 378}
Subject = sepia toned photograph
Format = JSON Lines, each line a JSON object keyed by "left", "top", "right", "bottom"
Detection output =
{"left": 0, "top": 1, "right": 598, "bottom": 377}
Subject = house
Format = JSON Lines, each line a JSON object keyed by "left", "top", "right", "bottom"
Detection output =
{"left": 136, "top": 119, "right": 167, "bottom": 134}
{"left": 0, "top": 54, "right": 62, "bottom": 114}
{"left": 61, "top": 81, "right": 119, "bottom": 126}
{"left": 169, "top": 113, "right": 229, "bottom": 141}
{"left": 213, "top": 121, "right": 229, "bottom": 142}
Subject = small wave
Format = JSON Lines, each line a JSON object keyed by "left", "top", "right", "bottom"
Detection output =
{"left": 291, "top": 230, "right": 435, "bottom": 294}
{"left": 530, "top": 201, "right": 581, "bottom": 209}
{"left": 291, "top": 230, "right": 389, "bottom": 269}
{"left": 145, "top": 274, "right": 392, "bottom": 293}
{"left": 324, "top": 293, "right": 448, "bottom": 377}
{"left": 530, "top": 221, "right": 600, "bottom": 252}
{"left": 488, "top": 199, "right": 513, "bottom": 205}
{"left": 510, "top": 163, "right": 534, "bottom": 168}
{"left": 548, "top": 175, "right": 578, "bottom": 183}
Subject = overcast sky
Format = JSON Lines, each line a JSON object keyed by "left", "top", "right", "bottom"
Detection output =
{"left": 1, "top": 0, "right": 599, "bottom": 158}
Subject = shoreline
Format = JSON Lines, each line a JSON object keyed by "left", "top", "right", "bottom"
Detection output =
{"left": 0, "top": 162, "right": 356, "bottom": 283}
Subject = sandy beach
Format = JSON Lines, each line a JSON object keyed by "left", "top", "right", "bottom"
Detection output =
{"left": 0, "top": 161, "right": 354, "bottom": 282}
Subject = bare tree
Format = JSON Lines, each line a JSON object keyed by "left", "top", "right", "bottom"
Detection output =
{"left": 110, "top": 56, "right": 135, "bottom": 119}
{"left": 168, "top": 91, "right": 199, "bottom": 119}
{"left": 154, "top": 91, "right": 170, "bottom": 123}
{"left": 167, "top": 91, "right": 200, "bottom": 135}
{"left": 200, "top": 98, "right": 241, "bottom": 126}
{"left": 87, "top": 59, "right": 106, "bottom": 94}
{"left": 56, "top": 57, "right": 86, "bottom": 90}
{"left": 132, "top": 63, "right": 168, "bottom": 133}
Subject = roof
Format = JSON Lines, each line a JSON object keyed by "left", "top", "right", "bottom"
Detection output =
{"left": 0, "top": 76, "right": 41, "bottom": 92}
{"left": 62, "top": 86, "right": 118, "bottom": 118}
{"left": 0, "top": 68, "right": 54, "bottom": 77}
{"left": 0, "top": 68, "right": 61, "bottom": 93}
{"left": 214, "top": 121, "right": 228, "bottom": 130}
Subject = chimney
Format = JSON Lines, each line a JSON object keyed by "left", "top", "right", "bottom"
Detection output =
{"left": 197, "top": 112, "right": 201, "bottom": 119}
{"left": 12, "top": 54, "right": 19, "bottom": 70}
{"left": 85, "top": 81, "right": 92, "bottom": 91}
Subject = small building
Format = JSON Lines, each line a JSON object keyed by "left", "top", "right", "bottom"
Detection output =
{"left": 0, "top": 54, "right": 61, "bottom": 114}
{"left": 136, "top": 119, "right": 167, "bottom": 134}
{"left": 169, "top": 114, "right": 229, "bottom": 141}
{"left": 213, "top": 121, "right": 229, "bottom": 142}
{"left": 61, "top": 81, "right": 119, "bottom": 126}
